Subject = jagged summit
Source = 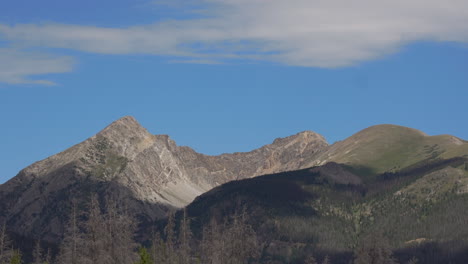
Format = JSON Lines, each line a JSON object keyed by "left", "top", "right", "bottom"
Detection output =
{"left": 98, "top": 116, "right": 142, "bottom": 132}
{"left": 272, "top": 130, "right": 328, "bottom": 146}
{"left": 112, "top": 115, "right": 139, "bottom": 125}
{"left": 97, "top": 116, "right": 149, "bottom": 139}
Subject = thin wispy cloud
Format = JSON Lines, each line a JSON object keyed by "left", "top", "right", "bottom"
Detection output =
{"left": 0, "top": 48, "right": 74, "bottom": 85}
{"left": 1, "top": 0, "right": 468, "bottom": 84}
{"left": 169, "top": 59, "right": 224, "bottom": 65}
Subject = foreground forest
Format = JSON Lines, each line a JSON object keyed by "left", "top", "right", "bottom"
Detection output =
{"left": 0, "top": 195, "right": 421, "bottom": 264}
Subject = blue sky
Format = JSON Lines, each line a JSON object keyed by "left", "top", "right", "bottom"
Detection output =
{"left": 1, "top": 0, "right": 468, "bottom": 183}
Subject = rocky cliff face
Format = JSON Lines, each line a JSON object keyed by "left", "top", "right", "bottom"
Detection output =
{"left": 0, "top": 116, "right": 328, "bottom": 242}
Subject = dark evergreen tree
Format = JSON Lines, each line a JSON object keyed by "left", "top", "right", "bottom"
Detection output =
{"left": 9, "top": 250, "right": 21, "bottom": 264}
{"left": 135, "top": 247, "right": 152, "bottom": 264}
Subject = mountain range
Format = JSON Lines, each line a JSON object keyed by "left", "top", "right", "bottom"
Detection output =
{"left": 1, "top": 116, "right": 467, "bottom": 263}
{"left": 0, "top": 116, "right": 327, "bottom": 241}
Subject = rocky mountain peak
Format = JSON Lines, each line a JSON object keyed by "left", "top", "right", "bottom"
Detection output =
{"left": 97, "top": 116, "right": 149, "bottom": 139}
{"left": 88, "top": 116, "right": 161, "bottom": 161}
{"left": 271, "top": 130, "right": 327, "bottom": 146}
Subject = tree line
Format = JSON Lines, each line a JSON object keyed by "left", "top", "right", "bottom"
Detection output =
{"left": 0, "top": 194, "right": 421, "bottom": 264}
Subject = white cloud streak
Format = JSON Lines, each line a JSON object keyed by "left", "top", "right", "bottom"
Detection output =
{"left": 0, "top": 48, "right": 74, "bottom": 85}
{"left": 0, "top": 0, "right": 468, "bottom": 84}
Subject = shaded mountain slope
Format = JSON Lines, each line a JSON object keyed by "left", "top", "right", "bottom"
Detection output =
{"left": 184, "top": 156, "right": 468, "bottom": 263}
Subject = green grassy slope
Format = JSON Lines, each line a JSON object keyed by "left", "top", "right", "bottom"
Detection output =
{"left": 309, "top": 124, "right": 468, "bottom": 178}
